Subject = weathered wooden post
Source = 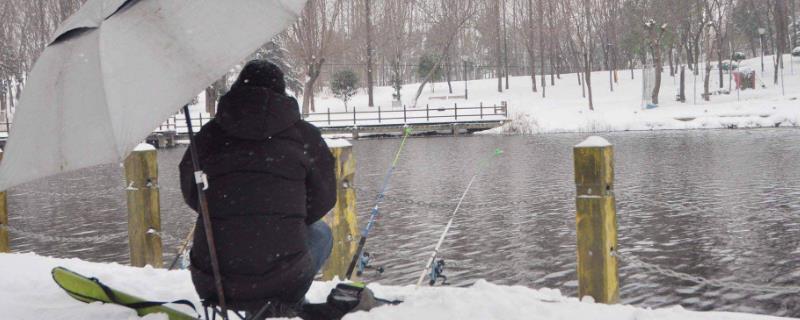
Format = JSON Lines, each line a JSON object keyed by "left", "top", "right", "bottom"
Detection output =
{"left": 574, "top": 136, "right": 619, "bottom": 303}
{"left": 321, "top": 139, "right": 359, "bottom": 280}
{"left": 426, "top": 104, "right": 430, "bottom": 121}
{"left": 0, "top": 148, "right": 8, "bottom": 253}
{"left": 124, "top": 143, "right": 163, "bottom": 268}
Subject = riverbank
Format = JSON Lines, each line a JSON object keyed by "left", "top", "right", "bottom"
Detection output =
{"left": 0, "top": 252, "right": 791, "bottom": 320}
{"left": 305, "top": 54, "right": 799, "bottom": 135}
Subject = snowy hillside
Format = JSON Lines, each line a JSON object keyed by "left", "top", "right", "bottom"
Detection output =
{"left": 0, "top": 253, "right": 791, "bottom": 320}
{"left": 308, "top": 55, "right": 800, "bottom": 134}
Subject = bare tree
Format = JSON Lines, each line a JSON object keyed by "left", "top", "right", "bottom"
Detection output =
{"left": 411, "top": 0, "right": 476, "bottom": 107}
{"left": 525, "top": 0, "right": 537, "bottom": 92}
{"left": 773, "top": 0, "right": 789, "bottom": 84}
{"left": 645, "top": 20, "right": 668, "bottom": 105}
{"left": 494, "top": 0, "right": 504, "bottom": 93}
{"left": 287, "top": 0, "right": 343, "bottom": 114}
{"left": 364, "top": 0, "right": 374, "bottom": 107}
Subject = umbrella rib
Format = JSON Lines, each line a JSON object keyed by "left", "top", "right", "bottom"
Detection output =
{"left": 95, "top": 29, "right": 124, "bottom": 162}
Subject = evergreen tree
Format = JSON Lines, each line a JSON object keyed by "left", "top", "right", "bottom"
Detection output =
{"left": 330, "top": 69, "right": 359, "bottom": 112}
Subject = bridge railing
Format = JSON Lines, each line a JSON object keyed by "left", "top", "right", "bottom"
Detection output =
{"left": 0, "top": 119, "right": 10, "bottom": 138}
{"left": 302, "top": 102, "right": 508, "bottom": 127}
{"left": 154, "top": 112, "right": 213, "bottom": 134}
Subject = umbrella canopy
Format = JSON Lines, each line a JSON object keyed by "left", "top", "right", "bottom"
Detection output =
{"left": 0, "top": 0, "right": 306, "bottom": 190}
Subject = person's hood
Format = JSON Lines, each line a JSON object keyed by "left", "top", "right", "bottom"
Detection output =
{"left": 215, "top": 86, "right": 301, "bottom": 140}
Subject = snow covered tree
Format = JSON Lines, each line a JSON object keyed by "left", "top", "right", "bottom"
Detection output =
{"left": 253, "top": 41, "right": 304, "bottom": 97}
{"left": 286, "top": 0, "right": 343, "bottom": 114}
{"left": 330, "top": 69, "right": 359, "bottom": 111}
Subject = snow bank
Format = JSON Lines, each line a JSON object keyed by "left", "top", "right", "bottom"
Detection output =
{"left": 308, "top": 54, "right": 800, "bottom": 135}
{"left": 0, "top": 253, "right": 789, "bottom": 320}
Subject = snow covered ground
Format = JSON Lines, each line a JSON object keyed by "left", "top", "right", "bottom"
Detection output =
{"left": 307, "top": 54, "right": 800, "bottom": 134}
{"left": 0, "top": 252, "right": 791, "bottom": 320}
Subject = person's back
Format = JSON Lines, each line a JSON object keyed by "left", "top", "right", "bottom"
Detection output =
{"left": 179, "top": 60, "right": 336, "bottom": 313}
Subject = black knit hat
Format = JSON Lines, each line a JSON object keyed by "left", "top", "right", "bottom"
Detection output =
{"left": 231, "top": 59, "right": 286, "bottom": 95}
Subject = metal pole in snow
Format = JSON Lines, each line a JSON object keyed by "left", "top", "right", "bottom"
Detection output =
{"left": 182, "top": 105, "right": 229, "bottom": 319}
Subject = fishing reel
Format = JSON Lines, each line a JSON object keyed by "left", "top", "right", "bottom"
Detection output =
{"left": 356, "top": 251, "right": 385, "bottom": 276}
{"left": 428, "top": 259, "right": 448, "bottom": 286}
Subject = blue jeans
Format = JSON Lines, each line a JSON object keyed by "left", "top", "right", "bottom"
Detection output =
{"left": 307, "top": 220, "right": 333, "bottom": 275}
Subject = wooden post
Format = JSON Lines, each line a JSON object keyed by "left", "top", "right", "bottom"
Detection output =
{"left": 403, "top": 105, "right": 407, "bottom": 123}
{"left": 124, "top": 144, "right": 163, "bottom": 268}
{"left": 0, "top": 149, "right": 8, "bottom": 253}
{"left": 480, "top": 102, "right": 484, "bottom": 119}
{"left": 454, "top": 103, "right": 458, "bottom": 120}
{"left": 426, "top": 104, "right": 430, "bottom": 121}
{"left": 574, "top": 136, "right": 618, "bottom": 304}
{"left": 353, "top": 108, "right": 357, "bottom": 125}
{"left": 321, "top": 140, "right": 359, "bottom": 280}
{"left": 327, "top": 108, "right": 331, "bottom": 126}
{"left": 378, "top": 106, "right": 381, "bottom": 123}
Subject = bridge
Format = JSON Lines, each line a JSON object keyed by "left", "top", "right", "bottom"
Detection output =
{"left": 147, "top": 102, "right": 509, "bottom": 147}
{"left": 301, "top": 102, "right": 509, "bottom": 138}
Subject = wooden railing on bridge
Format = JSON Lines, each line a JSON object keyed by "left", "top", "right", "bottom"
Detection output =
{"left": 302, "top": 102, "right": 508, "bottom": 127}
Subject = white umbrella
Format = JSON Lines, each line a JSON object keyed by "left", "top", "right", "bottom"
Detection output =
{"left": 0, "top": 0, "right": 306, "bottom": 190}
{"left": 0, "top": 0, "right": 307, "bottom": 317}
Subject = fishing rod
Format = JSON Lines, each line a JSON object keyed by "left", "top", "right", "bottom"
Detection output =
{"left": 167, "top": 222, "right": 196, "bottom": 270}
{"left": 344, "top": 127, "right": 413, "bottom": 279}
{"left": 415, "top": 148, "right": 504, "bottom": 287}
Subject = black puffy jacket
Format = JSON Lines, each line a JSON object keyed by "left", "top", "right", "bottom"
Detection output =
{"left": 179, "top": 86, "right": 336, "bottom": 308}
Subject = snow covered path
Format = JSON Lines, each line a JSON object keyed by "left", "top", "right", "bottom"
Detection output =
{"left": 0, "top": 253, "right": 791, "bottom": 320}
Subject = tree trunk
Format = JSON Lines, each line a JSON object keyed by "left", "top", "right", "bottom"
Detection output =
{"left": 679, "top": 65, "right": 686, "bottom": 102}
{"left": 668, "top": 44, "right": 674, "bottom": 76}
{"left": 365, "top": 0, "right": 374, "bottom": 107}
{"left": 503, "top": 0, "right": 510, "bottom": 90}
{"left": 446, "top": 55, "right": 453, "bottom": 94}
{"left": 495, "top": 0, "right": 503, "bottom": 93}
{"left": 774, "top": 0, "right": 788, "bottom": 84}
{"left": 538, "top": 0, "right": 546, "bottom": 98}
{"left": 703, "top": 60, "right": 711, "bottom": 101}
{"left": 652, "top": 42, "right": 662, "bottom": 105}
{"left": 302, "top": 60, "right": 324, "bottom": 114}
{"left": 204, "top": 76, "right": 227, "bottom": 117}
{"left": 583, "top": 0, "right": 593, "bottom": 111}
{"left": 717, "top": 37, "right": 724, "bottom": 88}
{"left": 528, "top": 0, "right": 537, "bottom": 92}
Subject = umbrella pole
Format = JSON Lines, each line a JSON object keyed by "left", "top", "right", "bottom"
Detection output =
{"left": 182, "top": 105, "right": 229, "bottom": 319}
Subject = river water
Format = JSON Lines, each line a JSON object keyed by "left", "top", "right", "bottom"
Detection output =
{"left": 6, "top": 129, "right": 800, "bottom": 317}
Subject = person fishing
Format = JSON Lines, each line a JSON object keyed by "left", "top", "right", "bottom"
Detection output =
{"left": 179, "top": 60, "right": 337, "bottom": 318}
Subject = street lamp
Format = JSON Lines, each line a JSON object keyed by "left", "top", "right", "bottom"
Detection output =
{"left": 758, "top": 27, "right": 766, "bottom": 73}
